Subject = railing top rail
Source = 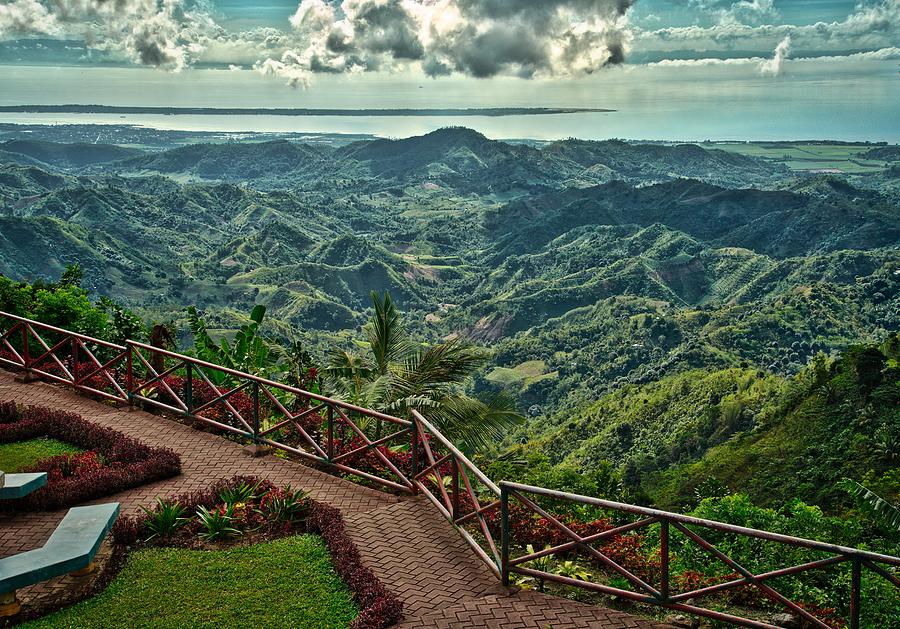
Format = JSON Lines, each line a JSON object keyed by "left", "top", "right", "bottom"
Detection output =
{"left": 125, "top": 340, "right": 411, "bottom": 427}
{"left": 412, "top": 410, "right": 501, "bottom": 496}
{"left": 0, "top": 310, "right": 127, "bottom": 351}
{"left": 501, "top": 481, "right": 900, "bottom": 567}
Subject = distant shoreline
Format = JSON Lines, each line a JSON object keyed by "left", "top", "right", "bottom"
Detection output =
{"left": 0, "top": 105, "right": 615, "bottom": 117}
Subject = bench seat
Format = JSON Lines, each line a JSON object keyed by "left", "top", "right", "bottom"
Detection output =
{"left": 0, "top": 473, "right": 47, "bottom": 500}
{"left": 0, "top": 503, "right": 119, "bottom": 594}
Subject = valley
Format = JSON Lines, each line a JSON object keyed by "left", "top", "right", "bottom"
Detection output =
{"left": 0, "top": 125, "right": 897, "bottom": 523}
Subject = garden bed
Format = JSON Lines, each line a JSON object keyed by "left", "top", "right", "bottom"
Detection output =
{"left": 0, "top": 401, "right": 181, "bottom": 511}
{"left": 14, "top": 476, "right": 402, "bottom": 629}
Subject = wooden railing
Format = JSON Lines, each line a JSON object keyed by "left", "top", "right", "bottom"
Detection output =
{"left": 1, "top": 310, "right": 898, "bottom": 628}
{"left": 499, "top": 484, "right": 900, "bottom": 629}
{"left": 0, "top": 311, "right": 414, "bottom": 492}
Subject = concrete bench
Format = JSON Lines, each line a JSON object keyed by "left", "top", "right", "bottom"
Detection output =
{"left": 0, "top": 472, "right": 47, "bottom": 500}
{"left": 0, "top": 502, "right": 119, "bottom": 617}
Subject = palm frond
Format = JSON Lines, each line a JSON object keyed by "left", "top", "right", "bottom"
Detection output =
{"left": 839, "top": 478, "right": 900, "bottom": 532}
{"left": 368, "top": 291, "right": 412, "bottom": 374}
{"left": 422, "top": 393, "right": 523, "bottom": 452}
{"left": 400, "top": 340, "right": 490, "bottom": 393}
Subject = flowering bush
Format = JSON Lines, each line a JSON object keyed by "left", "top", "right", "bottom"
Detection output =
{"left": 37, "top": 450, "right": 104, "bottom": 483}
{"left": 0, "top": 401, "right": 181, "bottom": 511}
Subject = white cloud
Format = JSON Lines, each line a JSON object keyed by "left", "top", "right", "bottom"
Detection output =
{"left": 0, "top": 0, "right": 216, "bottom": 70}
{"left": 638, "top": 0, "right": 900, "bottom": 54}
{"left": 758, "top": 34, "right": 790, "bottom": 76}
{"left": 254, "top": 0, "right": 636, "bottom": 86}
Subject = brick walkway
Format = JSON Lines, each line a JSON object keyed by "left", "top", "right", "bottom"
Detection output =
{"left": 0, "top": 371, "right": 671, "bottom": 628}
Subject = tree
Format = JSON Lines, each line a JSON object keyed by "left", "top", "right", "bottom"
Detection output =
{"left": 187, "top": 304, "right": 277, "bottom": 384}
{"left": 325, "top": 292, "right": 522, "bottom": 450}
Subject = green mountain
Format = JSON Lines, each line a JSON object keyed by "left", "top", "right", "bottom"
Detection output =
{"left": 0, "top": 129, "right": 897, "bottom": 450}
{"left": 0, "top": 140, "right": 143, "bottom": 169}
{"left": 519, "top": 336, "right": 900, "bottom": 517}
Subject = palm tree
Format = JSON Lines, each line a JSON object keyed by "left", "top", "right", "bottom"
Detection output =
{"left": 325, "top": 292, "right": 522, "bottom": 450}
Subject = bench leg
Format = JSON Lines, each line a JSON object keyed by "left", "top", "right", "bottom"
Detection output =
{"left": 70, "top": 561, "right": 96, "bottom": 577}
{"left": 0, "top": 591, "right": 20, "bottom": 617}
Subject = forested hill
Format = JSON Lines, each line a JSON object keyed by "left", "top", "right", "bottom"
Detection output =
{"left": 518, "top": 336, "right": 900, "bottom": 518}
{"left": 0, "top": 130, "right": 897, "bottom": 411}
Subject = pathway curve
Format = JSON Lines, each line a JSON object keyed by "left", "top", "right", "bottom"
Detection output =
{"left": 0, "top": 371, "right": 671, "bottom": 628}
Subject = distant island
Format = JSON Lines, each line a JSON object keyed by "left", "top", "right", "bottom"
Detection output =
{"left": 0, "top": 105, "right": 614, "bottom": 117}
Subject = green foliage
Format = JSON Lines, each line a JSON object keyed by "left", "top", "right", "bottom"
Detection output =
{"left": 325, "top": 291, "right": 523, "bottom": 450}
{"left": 196, "top": 504, "right": 242, "bottom": 541}
{"left": 675, "top": 494, "right": 899, "bottom": 627}
{"left": 216, "top": 479, "right": 263, "bottom": 506}
{"left": 0, "top": 266, "right": 144, "bottom": 343}
{"left": 839, "top": 479, "right": 900, "bottom": 532}
{"left": 141, "top": 498, "right": 188, "bottom": 541}
{"left": 187, "top": 304, "right": 277, "bottom": 383}
{"left": 262, "top": 487, "right": 310, "bottom": 525}
{"left": 484, "top": 451, "right": 625, "bottom": 519}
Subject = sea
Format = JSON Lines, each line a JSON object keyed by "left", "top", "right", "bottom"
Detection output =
{"left": 1, "top": 57, "right": 898, "bottom": 142}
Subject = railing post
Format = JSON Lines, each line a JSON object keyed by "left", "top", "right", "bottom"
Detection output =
{"left": 501, "top": 483, "right": 510, "bottom": 587}
{"left": 660, "top": 520, "right": 669, "bottom": 603}
{"left": 451, "top": 458, "right": 460, "bottom": 522}
{"left": 125, "top": 342, "right": 135, "bottom": 408}
{"left": 410, "top": 413, "right": 419, "bottom": 493}
{"left": 71, "top": 337, "right": 79, "bottom": 385}
{"left": 251, "top": 381, "right": 260, "bottom": 442}
{"left": 327, "top": 405, "right": 335, "bottom": 461}
{"left": 850, "top": 558, "right": 861, "bottom": 629}
{"left": 184, "top": 363, "right": 193, "bottom": 413}
{"left": 17, "top": 324, "right": 36, "bottom": 383}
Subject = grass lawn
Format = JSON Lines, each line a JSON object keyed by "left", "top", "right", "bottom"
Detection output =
{"left": 0, "top": 438, "right": 83, "bottom": 472}
{"left": 25, "top": 535, "right": 359, "bottom": 629}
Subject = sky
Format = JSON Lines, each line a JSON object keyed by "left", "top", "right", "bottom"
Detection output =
{"left": 0, "top": 1, "right": 897, "bottom": 143}
{"left": 0, "top": 0, "right": 897, "bottom": 83}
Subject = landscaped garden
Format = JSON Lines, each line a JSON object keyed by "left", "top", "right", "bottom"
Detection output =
{"left": 0, "top": 438, "right": 82, "bottom": 473}
{"left": 5, "top": 473, "right": 402, "bottom": 629}
{"left": 23, "top": 536, "right": 359, "bottom": 629}
{"left": 0, "top": 401, "right": 181, "bottom": 511}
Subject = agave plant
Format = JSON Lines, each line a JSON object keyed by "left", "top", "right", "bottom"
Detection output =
{"left": 262, "top": 486, "right": 310, "bottom": 524}
{"left": 196, "top": 504, "right": 242, "bottom": 541}
{"left": 325, "top": 292, "right": 522, "bottom": 450}
{"left": 217, "top": 479, "right": 263, "bottom": 505}
{"left": 141, "top": 498, "right": 188, "bottom": 541}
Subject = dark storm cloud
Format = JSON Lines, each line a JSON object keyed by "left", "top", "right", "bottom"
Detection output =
{"left": 256, "top": 0, "right": 635, "bottom": 84}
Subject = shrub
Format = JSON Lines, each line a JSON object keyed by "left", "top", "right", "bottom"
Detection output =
{"left": 142, "top": 498, "right": 189, "bottom": 541}
{"left": 196, "top": 504, "right": 242, "bottom": 541}
{"left": 0, "top": 402, "right": 181, "bottom": 511}
{"left": 307, "top": 501, "right": 404, "bottom": 629}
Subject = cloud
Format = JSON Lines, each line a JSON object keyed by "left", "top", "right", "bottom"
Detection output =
{"left": 254, "top": 0, "right": 636, "bottom": 85}
{"left": 645, "top": 45, "right": 900, "bottom": 69}
{"left": 638, "top": 0, "right": 900, "bottom": 54}
{"left": 0, "top": 0, "right": 59, "bottom": 38}
{"left": 689, "top": 0, "right": 779, "bottom": 26}
{"left": 758, "top": 34, "right": 790, "bottom": 75}
{"left": 0, "top": 0, "right": 216, "bottom": 70}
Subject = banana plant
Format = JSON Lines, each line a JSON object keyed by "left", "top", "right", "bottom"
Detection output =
{"left": 187, "top": 304, "right": 277, "bottom": 385}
